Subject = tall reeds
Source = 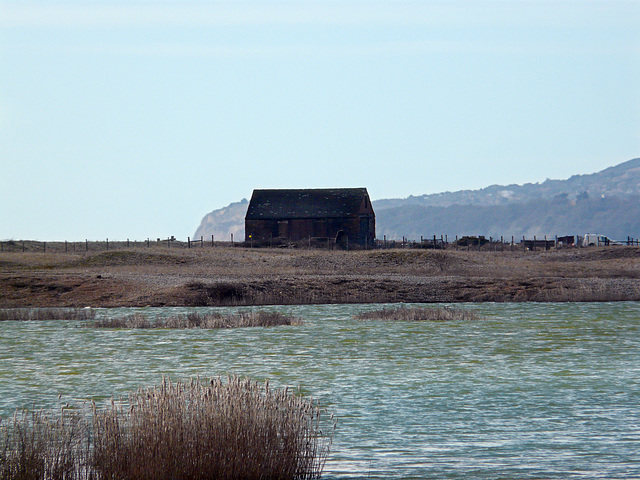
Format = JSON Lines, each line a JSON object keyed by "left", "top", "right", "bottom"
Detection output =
{"left": 89, "top": 311, "right": 303, "bottom": 329}
{"left": 0, "top": 308, "right": 95, "bottom": 322}
{"left": 0, "top": 377, "right": 333, "bottom": 480}
{"left": 355, "top": 305, "right": 479, "bottom": 321}
{"left": 0, "top": 408, "right": 92, "bottom": 480}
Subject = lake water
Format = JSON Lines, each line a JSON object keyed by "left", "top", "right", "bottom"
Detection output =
{"left": 1, "top": 302, "right": 639, "bottom": 479}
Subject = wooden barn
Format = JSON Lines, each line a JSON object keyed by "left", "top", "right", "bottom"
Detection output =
{"left": 245, "top": 188, "right": 375, "bottom": 247}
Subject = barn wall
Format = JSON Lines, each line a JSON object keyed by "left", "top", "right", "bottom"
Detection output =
{"left": 246, "top": 215, "right": 374, "bottom": 246}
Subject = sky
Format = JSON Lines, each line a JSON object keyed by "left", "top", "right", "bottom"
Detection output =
{"left": 1, "top": 0, "right": 639, "bottom": 241}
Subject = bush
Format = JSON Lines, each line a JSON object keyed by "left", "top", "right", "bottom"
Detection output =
{"left": 186, "top": 282, "right": 246, "bottom": 306}
{"left": 0, "top": 377, "right": 333, "bottom": 480}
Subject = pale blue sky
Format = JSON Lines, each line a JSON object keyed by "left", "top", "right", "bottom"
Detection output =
{"left": 1, "top": 0, "right": 639, "bottom": 241}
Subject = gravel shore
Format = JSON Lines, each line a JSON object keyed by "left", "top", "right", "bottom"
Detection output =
{"left": 2, "top": 246, "right": 640, "bottom": 307}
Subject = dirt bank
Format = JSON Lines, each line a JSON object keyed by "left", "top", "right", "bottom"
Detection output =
{"left": 2, "top": 246, "right": 640, "bottom": 307}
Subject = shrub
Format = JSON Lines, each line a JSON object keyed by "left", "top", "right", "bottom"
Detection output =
{"left": 355, "top": 305, "right": 479, "bottom": 322}
{"left": 0, "top": 377, "right": 333, "bottom": 480}
{"left": 186, "top": 282, "right": 246, "bottom": 306}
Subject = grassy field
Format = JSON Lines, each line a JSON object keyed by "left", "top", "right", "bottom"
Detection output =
{"left": 1, "top": 245, "right": 640, "bottom": 307}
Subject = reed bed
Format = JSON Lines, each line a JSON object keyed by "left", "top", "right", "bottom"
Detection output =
{"left": 0, "top": 308, "right": 95, "bottom": 322}
{"left": 355, "top": 305, "right": 479, "bottom": 322}
{"left": 89, "top": 311, "right": 303, "bottom": 329}
{"left": 0, "top": 408, "right": 92, "bottom": 480}
{"left": 0, "top": 376, "right": 333, "bottom": 480}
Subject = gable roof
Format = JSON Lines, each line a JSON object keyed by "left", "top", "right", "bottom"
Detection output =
{"left": 246, "top": 188, "right": 372, "bottom": 220}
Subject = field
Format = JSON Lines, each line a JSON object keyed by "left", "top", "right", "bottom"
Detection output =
{"left": 2, "top": 244, "right": 640, "bottom": 307}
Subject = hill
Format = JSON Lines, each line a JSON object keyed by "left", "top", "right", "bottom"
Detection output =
{"left": 193, "top": 198, "right": 248, "bottom": 242}
{"left": 194, "top": 158, "right": 640, "bottom": 241}
{"left": 375, "top": 157, "right": 640, "bottom": 209}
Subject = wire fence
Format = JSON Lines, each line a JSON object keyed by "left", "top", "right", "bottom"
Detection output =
{"left": 0, "top": 236, "right": 234, "bottom": 254}
{"left": 380, "top": 234, "right": 640, "bottom": 251}
{"left": 2, "top": 233, "right": 640, "bottom": 254}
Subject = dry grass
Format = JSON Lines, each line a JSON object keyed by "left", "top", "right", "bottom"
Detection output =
{"left": 89, "top": 311, "right": 303, "bottom": 329}
{"left": 0, "top": 376, "right": 333, "bottom": 480}
{"left": 0, "top": 308, "right": 96, "bottom": 322}
{"left": 356, "top": 305, "right": 479, "bottom": 322}
{"left": 3, "top": 246, "right": 640, "bottom": 307}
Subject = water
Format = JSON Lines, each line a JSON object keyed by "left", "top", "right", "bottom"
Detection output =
{"left": 1, "top": 302, "right": 639, "bottom": 479}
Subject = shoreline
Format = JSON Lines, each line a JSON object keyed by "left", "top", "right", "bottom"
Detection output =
{"left": 2, "top": 246, "right": 640, "bottom": 308}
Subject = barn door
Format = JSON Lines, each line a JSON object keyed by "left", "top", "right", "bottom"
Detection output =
{"left": 359, "top": 216, "right": 370, "bottom": 246}
{"left": 278, "top": 221, "right": 288, "bottom": 239}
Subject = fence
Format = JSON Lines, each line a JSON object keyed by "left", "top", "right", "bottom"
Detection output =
{"left": 376, "top": 234, "right": 640, "bottom": 251}
{"left": 0, "top": 235, "right": 236, "bottom": 254}
{"left": 2, "top": 234, "right": 640, "bottom": 254}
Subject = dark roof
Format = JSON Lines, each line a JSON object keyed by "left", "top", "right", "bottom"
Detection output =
{"left": 246, "top": 188, "right": 371, "bottom": 220}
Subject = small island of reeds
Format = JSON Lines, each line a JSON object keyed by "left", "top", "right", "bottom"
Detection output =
{"left": 89, "top": 310, "right": 303, "bottom": 329}
{"left": 355, "top": 305, "right": 479, "bottom": 322}
{"left": 0, "top": 376, "right": 333, "bottom": 480}
{"left": 0, "top": 308, "right": 96, "bottom": 322}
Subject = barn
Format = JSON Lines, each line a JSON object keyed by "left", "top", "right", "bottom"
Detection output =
{"left": 245, "top": 188, "right": 375, "bottom": 247}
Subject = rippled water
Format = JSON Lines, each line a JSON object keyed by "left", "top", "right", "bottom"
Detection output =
{"left": 1, "top": 302, "right": 639, "bottom": 479}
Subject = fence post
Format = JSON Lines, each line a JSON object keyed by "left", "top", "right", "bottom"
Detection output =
{"left": 106, "top": 238, "right": 109, "bottom": 250}
{"left": 86, "top": 239, "right": 88, "bottom": 252}
{"left": 522, "top": 236, "right": 525, "bottom": 252}
{"left": 188, "top": 237, "right": 191, "bottom": 249}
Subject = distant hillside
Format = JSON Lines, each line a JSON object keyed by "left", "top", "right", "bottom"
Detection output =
{"left": 376, "top": 195, "right": 640, "bottom": 241}
{"left": 375, "top": 157, "right": 640, "bottom": 240}
{"left": 375, "top": 157, "right": 640, "bottom": 209}
{"left": 193, "top": 198, "right": 248, "bottom": 242}
{"left": 194, "top": 158, "right": 640, "bottom": 242}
